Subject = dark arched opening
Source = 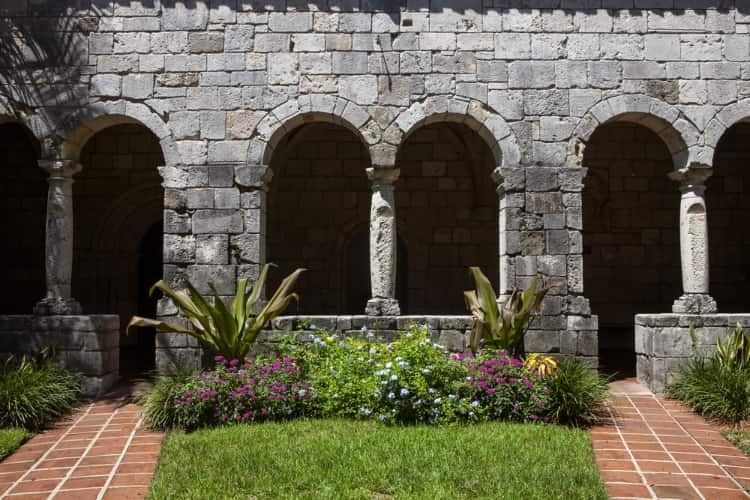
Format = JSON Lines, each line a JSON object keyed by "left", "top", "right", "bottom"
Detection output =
{"left": 73, "top": 123, "right": 164, "bottom": 377}
{"left": 583, "top": 122, "right": 680, "bottom": 377}
{"left": 395, "top": 122, "right": 498, "bottom": 314}
{"left": 0, "top": 122, "right": 45, "bottom": 314}
{"left": 267, "top": 122, "right": 371, "bottom": 314}
{"left": 709, "top": 123, "right": 750, "bottom": 312}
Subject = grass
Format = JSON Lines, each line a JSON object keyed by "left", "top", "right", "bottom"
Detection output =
{"left": 0, "top": 428, "right": 29, "bottom": 460}
{"left": 149, "top": 419, "right": 606, "bottom": 500}
{"left": 724, "top": 427, "right": 750, "bottom": 456}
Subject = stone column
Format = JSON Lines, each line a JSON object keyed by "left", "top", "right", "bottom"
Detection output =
{"left": 34, "top": 160, "right": 83, "bottom": 315}
{"left": 669, "top": 165, "right": 717, "bottom": 314}
{"left": 365, "top": 167, "right": 400, "bottom": 316}
{"left": 492, "top": 168, "right": 512, "bottom": 302}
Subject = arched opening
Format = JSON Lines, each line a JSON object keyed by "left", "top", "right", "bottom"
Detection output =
{"left": 72, "top": 123, "right": 164, "bottom": 377}
{"left": 0, "top": 122, "right": 45, "bottom": 314}
{"left": 267, "top": 122, "right": 371, "bottom": 314}
{"left": 709, "top": 123, "right": 750, "bottom": 312}
{"left": 396, "top": 122, "right": 498, "bottom": 314}
{"left": 583, "top": 122, "right": 681, "bottom": 376}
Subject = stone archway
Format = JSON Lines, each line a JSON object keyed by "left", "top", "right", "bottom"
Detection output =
{"left": 72, "top": 122, "right": 165, "bottom": 376}
{"left": 265, "top": 120, "right": 372, "bottom": 314}
{"left": 582, "top": 121, "right": 681, "bottom": 375}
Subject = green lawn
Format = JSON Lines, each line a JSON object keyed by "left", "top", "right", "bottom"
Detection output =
{"left": 148, "top": 419, "right": 606, "bottom": 500}
{"left": 0, "top": 428, "right": 29, "bottom": 460}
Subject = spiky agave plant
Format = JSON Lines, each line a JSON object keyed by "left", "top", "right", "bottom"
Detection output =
{"left": 464, "top": 266, "right": 548, "bottom": 356}
{"left": 127, "top": 264, "right": 304, "bottom": 360}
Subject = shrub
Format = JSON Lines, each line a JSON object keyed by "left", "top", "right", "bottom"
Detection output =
{"left": 127, "top": 263, "right": 304, "bottom": 360}
{"left": 0, "top": 428, "right": 29, "bottom": 460}
{"left": 666, "top": 356, "right": 750, "bottom": 423}
{"left": 666, "top": 324, "right": 750, "bottom": 424}
{"left": 462, "top": 351, "right": 551, "bottom": 423}
{"left": 300, "top": 326, "right": 469, "bottom": 424}
{"left": 0, "top": 353, "right": 81, "bottom": 430}
{"left": 544, "top": 358, "right": 609, "bottom": 427}
{"left": 168, "top": 356, "right": 311, "bottom": 430}
{"left": 140, "top": 368, "right": 194, "bottom": 430}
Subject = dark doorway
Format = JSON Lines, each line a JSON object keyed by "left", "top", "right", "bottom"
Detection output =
{"left": 120, "top": 222, "right": 162, "bottom": 377}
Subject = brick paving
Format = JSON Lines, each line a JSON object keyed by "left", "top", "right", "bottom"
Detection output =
{"left": 591, "top": 379, "right": 750, "bottom": 499}
{"left": 0, "top": 399, "right": 162, "bottom": 499}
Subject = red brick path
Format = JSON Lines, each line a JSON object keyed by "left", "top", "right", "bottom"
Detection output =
{"left": 0, "top": 400, "right": 162, "bottom": 499}
{"left": 591, "top": 379, "right": 750, "bottom": 499}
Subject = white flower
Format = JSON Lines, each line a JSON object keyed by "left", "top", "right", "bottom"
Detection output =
{"left": 471, "top": 400, "right": 480, "bottom": 407}
{"left": 387, "top": 392, "right": 395, "bottom": 400}
{"left": 390, "top": 374, "right": 398, "bottom": 381}
{"left": 298, "top": 389, "right": 307, "bottom": 397}
{"left": 385, "top": 362, "right": 392, "bottom": 369}
{"left": 428, "top": 388, "right": 436, "bottom": 394}
{"left": 369, "top": 347, "right": 377, "bottom": 355}
{"left": 434, "top": 398, "right": 442, "bottom": 404}
{"left": 400, "top": 388, "right": 409, "bottom": 397}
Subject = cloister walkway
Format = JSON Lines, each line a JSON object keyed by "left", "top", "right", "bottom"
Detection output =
{"left": 592, "top": 379, "right": 750, "bottom": 499}
{"left": 0, "top": 390, "right": 161, "bottom": 500}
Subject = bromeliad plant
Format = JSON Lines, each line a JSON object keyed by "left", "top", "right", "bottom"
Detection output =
{"left": 127, "top": 264, "right": 304, "bottom": 360}
{"left": 464, "top": 266, "right": 549, "bottom": 356}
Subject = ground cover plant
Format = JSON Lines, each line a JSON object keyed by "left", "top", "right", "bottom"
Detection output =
{"left": 0, "top": 428, "right": 29, "bottom": 460}
{"left": 723, "top": 427, "right": 750, "bottom": 456}
{"left": 666, "top": 323, "right": 750, "bottom": 423}
{"left": 148, "top": 419, "right": 607, "bottom": 500}
{"left": 0, "top": 351, "right": 80, "bottom": 430}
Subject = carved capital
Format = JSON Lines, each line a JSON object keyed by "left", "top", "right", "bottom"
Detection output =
{"left": 38, "top": 160, "right": 82, "bottom": 181}
{"left": 668, "top": 164, "right": 712, "bottom": 194}
{"left": 236, "top": 164, "right": 273, "bottom": 190}
{"left": 366, "top": 167, "right": 400, "bottom": 189}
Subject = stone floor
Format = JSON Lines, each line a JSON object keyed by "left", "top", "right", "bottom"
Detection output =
{"left": 591, "top": 379, "right": 750, "bottom": 499}
{"left": 0, "top": 399, "right": 162, "bottom": 499}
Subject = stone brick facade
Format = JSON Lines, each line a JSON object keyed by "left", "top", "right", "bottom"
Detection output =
{"left": 1, "top": 1, "right": 749, "bottom": 392}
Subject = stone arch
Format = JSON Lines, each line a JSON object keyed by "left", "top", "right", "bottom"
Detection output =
{"left": 93, "top": 186, "right": 163, "bottom": 254}
{"left": 704, "top": 99, "right": 750, "bottom": 162}
{"left": 571, "top": 94, "right": 699, "bottom": 171}
{"left": 248, "top": 94, "right": 377, "bottom": 168}
{"left": 53, "top": 101, "right": 180, "bottom": 167}
{"left": 394, "top": 96, "right": 520, "bottom": 170}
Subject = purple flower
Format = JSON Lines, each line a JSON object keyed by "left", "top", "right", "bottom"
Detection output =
{"left": 214, "top": 355, "right": 225, "bottom": 362}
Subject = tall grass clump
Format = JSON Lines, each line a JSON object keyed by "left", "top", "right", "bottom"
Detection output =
{"left": 666, "top": 323, "right": 750, "bottom": 423}
{"left": 0, "top": 352, "right": 81, "bottom": 430}
{"left": 544, "top": 358, "right": 610, "bottom": 427}
{"left": 140, "top": 368, "right": 194, "bottom": 430}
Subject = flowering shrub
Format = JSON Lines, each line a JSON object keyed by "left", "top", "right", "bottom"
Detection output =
{"left": 170, "top": 355, "right": 311, "bottom": 429}
{"left": 462, "top": 351, "right": 551, "bottom": 423}
{"left": 143, "top": 326, "right": 608, "bottom": 430}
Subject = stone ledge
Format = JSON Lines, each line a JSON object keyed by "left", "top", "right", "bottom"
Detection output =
{"left": 635, "top": 313, "right": 750, "bottom": 393}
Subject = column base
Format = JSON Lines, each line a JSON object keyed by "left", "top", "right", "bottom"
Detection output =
{"left": 365, "top": 298, "right": 401, "bottom": 316}
{"left": 33, "top": 297, "right": 82, "bottom": 316}
{"left": 672, "top": 294, "right": 717, "bottom": 314}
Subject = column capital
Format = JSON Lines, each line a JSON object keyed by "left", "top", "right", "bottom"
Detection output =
{"left": 668, "top": 164, "right": 712, "bottom": 192}
{"left": 366, "top": 167, "right": 400, "bottom": 186}
{"left": 38, "top": 160, "right": 82, "bottom": 180}
{"left": 235, "top": 164, "right": 273, "bottom": 191}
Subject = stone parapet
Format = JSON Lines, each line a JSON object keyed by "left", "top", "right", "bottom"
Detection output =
{"left": 0, "top": 314, "right": 119, "bottom": 397}
{"left": 636, "top": 313, "right": 750, "bottom": 393}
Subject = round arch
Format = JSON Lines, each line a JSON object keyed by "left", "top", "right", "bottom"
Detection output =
{"left": 704, "top": 99, "right": 750, "bottom": 162}
{"left": 571, "top": 94, "right": 699, "bottom": 171}
{"left": 248, "top": 94, "right": 377, "bottom": 168}
{"left": 393, "top": 96, "right": 520, "bottom": 170}
{"left": 52, "top": 101, "right": 180, "bottom": 167}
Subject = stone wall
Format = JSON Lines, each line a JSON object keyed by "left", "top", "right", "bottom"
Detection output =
{"left": 636, "top": 313, "right": 750, "bottom": 393}
{"left": 4, "top": 2, "right": 750, "bottom": 373}
{"left": 0, "top": 314, "right": 119, "bottom": 397}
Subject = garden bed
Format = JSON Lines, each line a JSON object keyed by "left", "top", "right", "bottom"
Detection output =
{"left": 148, "top": 419, "right": 606, "bottom": 499}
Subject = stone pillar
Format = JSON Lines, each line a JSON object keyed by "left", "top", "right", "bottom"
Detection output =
{"left": 492, "top": 168, "right": 512, "bottom": 302}
{"left": 669, "top": 165, "right": 717, "bottom": 314}
{"left": 34, "top": 160, "right": 82, "bottom": 315}
{"left": 365, "top": 167, "right": 400, "bottom": 316}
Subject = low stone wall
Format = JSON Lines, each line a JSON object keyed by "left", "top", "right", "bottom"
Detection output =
{"left": 156, "top": 313, "right": 599, "bottom": 371}
{"left": 0, "top": 315, "right": 120, "bottom": 397}
{"left": 636, "top": 314, "right": 750, "bottom": 394}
